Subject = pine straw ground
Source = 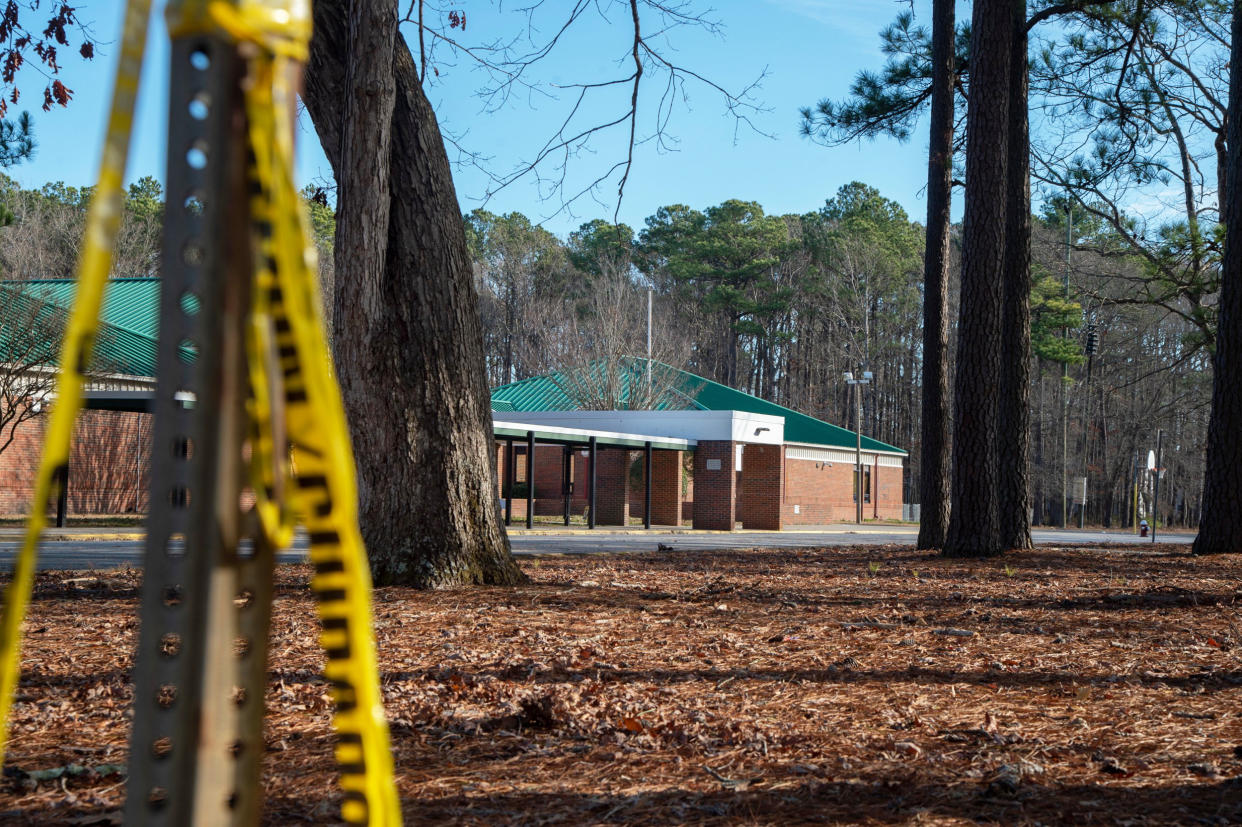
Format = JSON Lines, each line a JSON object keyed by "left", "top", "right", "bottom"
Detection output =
{"left": 3, "top": 544, "right": 1242, "bottom": 825}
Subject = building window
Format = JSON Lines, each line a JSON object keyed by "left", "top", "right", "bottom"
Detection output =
{"left": 854, "top": 467, "right": 872, "bottom": 504}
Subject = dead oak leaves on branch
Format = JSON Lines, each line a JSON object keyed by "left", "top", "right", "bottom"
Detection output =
{"left": 3, "top": 544, "right": 1242, "bottom": 824}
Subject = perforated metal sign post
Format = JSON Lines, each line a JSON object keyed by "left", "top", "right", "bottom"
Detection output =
{"left": 124, "top": 33, "right": 278, "bottom": 824}
{"left": 0, "top": 2, "right": 401, "bottom": 825}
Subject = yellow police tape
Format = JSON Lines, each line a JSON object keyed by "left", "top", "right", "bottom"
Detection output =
{"left": 0, "top": 0, "right": 152, "bottom": 762}
{"left": 237, "top": 34, "right": 402, "bottom": 827}
{"left": 0, "top": 1, "right": 401, "bottom": 824}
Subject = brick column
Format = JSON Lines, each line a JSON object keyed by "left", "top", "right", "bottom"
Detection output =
{"left": 741, "top": 444, "right": 783, "bottom": 530}
{"left": 693, "top": 441, "right": 736, "bottom": 530}
{"left": 594, "top": 447, "right": 631, "bottom": 526}
{"left": 649, "top": 449, "right": 683, "bottom": 526}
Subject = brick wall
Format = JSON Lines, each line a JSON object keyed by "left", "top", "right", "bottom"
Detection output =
{"left": 781, "top": 452, "right": 904, "bottom": 525}
{"left": 692, "top": 440, "right": 736, "bottom": 530}
{"left": 740, "top": 443, "right": 783, "bottom": 530}
{"left": 531, "top": 445, "right": 570, "bottom": 516}
{"left": 874, "top": 464, "right": 902, "bottom": 520}
{"left": 0, "top": 410, "right": 153, "bottom": 517}
{"left": 594, "top": 447, "right": 631, "bottom": 525}
{"left": 649, "top": 449, "right": 682, "bottom": 526}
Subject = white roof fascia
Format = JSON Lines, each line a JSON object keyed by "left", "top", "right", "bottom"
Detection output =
{"left": 493, "top": 410, "right": 784, "bottom": 445}
{"left": 493, "top": 420, "right": 694, "bottom": 450}
{"left": 783, "top": 439, "right": 908, "bottom": 458}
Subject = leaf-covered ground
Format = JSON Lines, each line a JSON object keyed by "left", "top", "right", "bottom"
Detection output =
{"left": 2, "top": 544, "right": 1242, "bottom": 825}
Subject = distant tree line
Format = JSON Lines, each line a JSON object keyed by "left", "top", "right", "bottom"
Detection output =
{"left": 0, "top": 163, "right": 1209, "bottom": 533}
{"left": 463, "top": 181, "right": 1208, "bottom": 530}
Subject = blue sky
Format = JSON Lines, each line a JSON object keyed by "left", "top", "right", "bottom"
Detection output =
{"left": 9, "top": 1, "right": 942, "bottom": 237}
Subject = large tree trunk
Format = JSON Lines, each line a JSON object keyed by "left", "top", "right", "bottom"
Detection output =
{"left": 304, "top": 1, "right": 526, "bottom": 585}
{"left": 944, "top": 0, "right": 1013, "bottom": 557}
{"left": 997, "top": 1, "right": 1033, "bottom": 551}
{"left": 1193, "top": 0, "right": 1242, "bottom": 555}
{"left": 916, "top": 0, "right": 955, "bottom": 550}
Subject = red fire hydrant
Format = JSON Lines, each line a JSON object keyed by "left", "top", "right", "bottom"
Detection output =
{"left": 1139, "top": 519, "right": 1149, "bottom": 537}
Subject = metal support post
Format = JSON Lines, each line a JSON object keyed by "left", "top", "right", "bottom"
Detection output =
{"left": 588, "top": 437, "right": 597, "bottom": 530}
{"left": 504, "top": 439, "right": 514, "bottom": 526}
{"left": 844, "top": 370, "right": 872, "bottom": 526}
{"left": 644, "top": 441, "right": 652, "bottom": 530}
{"left": 855, "top": 383, "right": 863, "bottom": 525}
{"left": 54, "top": 463, "right": 68, "bottom": 528}
{"left": 525, "top": 431, "right": 535, "bottom": 530}
{"left": 562, "top": 446, "right": 571, "bottom": 526}
{"left": 126, "top": 37, "right": 275, "bottom": 826}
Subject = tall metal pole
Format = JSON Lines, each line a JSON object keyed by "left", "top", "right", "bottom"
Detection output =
{"left": 844, "top": 371, "right": 871, "bottom": 525}
{"left": 646, "top": 288, "right": 652, "bottom": 404}
{"left": 1062, "top": 197, "right": 1072, "bottom": 529}
{"left": 855, "top": 382, "right": 863, "bottom": 525}
{"left": 1080, "top": 325, "right": 1096, "bottom": 530}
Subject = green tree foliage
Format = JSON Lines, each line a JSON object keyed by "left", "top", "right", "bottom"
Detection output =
{"left": 567, "top": 218, "right": 636, "bottom": 280}
{"left": 1030, "top": 275, "right": 1084, "bottom": 364}
{"left": 300, "top": 185, "right": 336, "bottom": 253}
{"left": 807, "top": 182, "right": 922, "bottom": 371}
{"left": 0, "top": 174, "right": 162, "bottom": 279}
{"left": 799, "top": 12, "right": 969, "bottom": 146}
{"left": 638, "top": 199, "right": 792, "bottom": 387}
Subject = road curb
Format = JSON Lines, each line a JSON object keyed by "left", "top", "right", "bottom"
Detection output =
{"left": 505, "top": 525, "right": 919, "bottom": 537}
{"left": 0, "top": 532, "right": 146, "bottom": 542}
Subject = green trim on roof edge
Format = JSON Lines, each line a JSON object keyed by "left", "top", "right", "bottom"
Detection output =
{"left": 491, "top": 358, "right": 906, "bottom": 455}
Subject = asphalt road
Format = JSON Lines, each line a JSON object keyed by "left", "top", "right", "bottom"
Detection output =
{"left": 0, "top": 525, "right": 1192, "bottom": 571}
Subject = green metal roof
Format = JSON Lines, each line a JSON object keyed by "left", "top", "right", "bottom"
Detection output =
{"left": 491, "top": 358, "right": 907, "bottom": 455}
{"left": 0, "top": 277, "right": 165, "bottom": 377}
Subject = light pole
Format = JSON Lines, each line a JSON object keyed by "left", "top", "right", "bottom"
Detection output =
{"left": 844, "top": 370, "right": 873, "bottom": 525}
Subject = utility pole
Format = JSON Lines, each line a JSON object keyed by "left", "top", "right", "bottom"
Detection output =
{"left": 646, "top": 288, "right": 652, "bottom": 405}
{"left": 1080, "top": 323, "right": 1097, "bottom": 529}
{"left": 1061, "top": 197, "right": 1072, "bottom": 529}
{"left": 844, "top": 370, "right": 873, "bottom": 525}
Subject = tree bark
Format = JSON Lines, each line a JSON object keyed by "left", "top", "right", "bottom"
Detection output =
{"left": 334, "top": 0, "right": 396, "bottom": 492}
{"left": 1193, "top": 0, "right": 1242, "bottom": 555}
{"left": 997, "top": 0, "right": 1034, "bottom": 551}
{"left": 304, "top": 0, "right": 526, "bottom": 585}
{"left": 916, "top": 0, "right": 955, "bottom": 550}
{"left": 944, "top": 0, "right": 1013, "bottom": 557}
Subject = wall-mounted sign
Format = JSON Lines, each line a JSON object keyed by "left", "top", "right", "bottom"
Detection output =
{"left": 706, "top": 458, "right": 722, "bottom": 471}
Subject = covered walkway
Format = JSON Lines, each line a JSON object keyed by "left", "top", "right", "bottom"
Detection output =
{"left": 493, "top": 421, "right": 694, "bottom": 530}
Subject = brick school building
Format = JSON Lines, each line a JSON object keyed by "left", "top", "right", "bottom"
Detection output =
{"left": 490, "top": 360, "right": 907, "bottom": 530}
